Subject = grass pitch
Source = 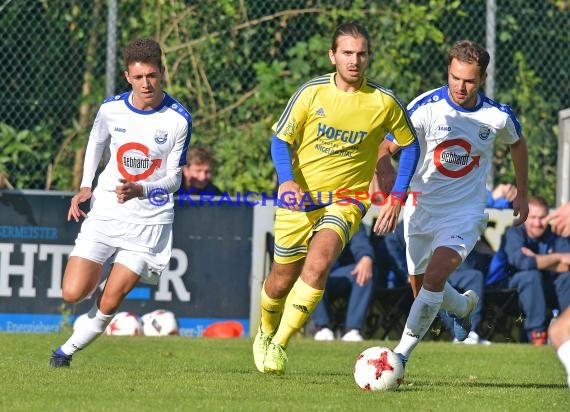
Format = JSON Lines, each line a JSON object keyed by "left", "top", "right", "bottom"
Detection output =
{"left": 1, "top": 333, "right": 567, "bottom": 411}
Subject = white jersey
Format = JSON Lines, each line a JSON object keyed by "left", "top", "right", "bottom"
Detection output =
{"left": 404, "top": 85, "right": 520, "bottom": 213}
{"left": 81, "top": 91, "right": 191, "bottom": 224}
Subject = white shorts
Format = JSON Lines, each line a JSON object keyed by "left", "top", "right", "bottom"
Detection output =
{"left": 403, "top": 206, "right": 488, "bottom": 275}
{"left": 70, "top": 217, "right": 172, "bottom": 285}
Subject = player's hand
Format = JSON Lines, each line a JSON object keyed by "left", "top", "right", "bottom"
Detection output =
{"left": 543, "top": 202, "right": 570, "bottom": 237}
{"left": 511, "top": 192, "right": 529, "bottom": 226}
{"left": 373, "top": 195, "right": 403, "bottom": 235}
{"left": 68, "top": 187, "right": 92, "bottom": 222}
{"left": 351, "top": 256, "right": 373, "bottom": 286}
{"left": 278, "top": 180, "right": 304, "bottom": 211}
{"left": 115, "top": 178, "right": 143, "bottom": 204}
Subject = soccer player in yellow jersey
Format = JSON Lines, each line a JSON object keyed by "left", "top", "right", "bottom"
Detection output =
{"left": 253, "top": 21, "right": 420, "bottom": 375}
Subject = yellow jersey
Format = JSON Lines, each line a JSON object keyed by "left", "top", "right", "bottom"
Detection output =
{"left": 273, "top": 73, "right": 415, "bottom": 204}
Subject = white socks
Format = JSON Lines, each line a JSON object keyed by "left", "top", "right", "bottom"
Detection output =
{"left": 394, "top": 287, "right": 444, "bottom": 360}
{"left": 557, "top": 340, "right": 570, "bottom": 388}
{"left": 60, "top": 305, "right": 115, "bottom": 356}
{"left": 440, "top": 282, "right": 468, "bottom": 317}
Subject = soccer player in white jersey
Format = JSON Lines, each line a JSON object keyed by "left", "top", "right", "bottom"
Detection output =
{"left": 376, "top": 39, "right": 529, "bottom": 371}
{"left": 50, "top": 38, "right": 192, "bottom": 367}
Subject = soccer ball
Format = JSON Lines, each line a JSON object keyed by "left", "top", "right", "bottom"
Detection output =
{"left": 141, "top": 309, "right": 179, "bottom": 336}
{"left": 104, "top": 312, "right": 142, "bottom": 336}
{"left": 353, "top": 346, "right": 404, "bottom": 391}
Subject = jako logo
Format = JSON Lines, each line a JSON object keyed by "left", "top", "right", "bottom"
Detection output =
{"left": 437, "top": 125, "right": 452, "bottom": 131}
{"left": 114, "top": 127, "right": 126, "bottom": 133}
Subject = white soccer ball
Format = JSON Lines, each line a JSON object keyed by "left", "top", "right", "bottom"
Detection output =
{"left": 104, "top": 312, "right": 142, "bottom": 336}
{"left": 141, "top": 309, "right": 179, "bottom": 336}
{"left": 353, "top": 346, "right": 404, "bottom": 391}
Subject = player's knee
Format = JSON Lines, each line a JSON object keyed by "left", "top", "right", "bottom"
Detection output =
{"left": 300, "top": 262, "right": 329, "bottom": 288}
{"left": 97, "top": 294, "right": 123, "bottom": 315}
{"left": 62, "top": 288, "right": 88, "bottom": 304}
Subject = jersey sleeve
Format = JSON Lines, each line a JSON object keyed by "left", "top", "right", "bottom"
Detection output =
{"left": 80, "top": 108, "right": 109, "bottom": 188}
{"left": 383, "top": 95, "right": 416, "bottom": 147}
{"left": 272, "top": 86, "right": 310, "bottom": 144}
{"left": 140, "top": 116, "right": 191, "bottom": 196}
{"left": 496, "top": 106, "right": 521, "bottom": 145}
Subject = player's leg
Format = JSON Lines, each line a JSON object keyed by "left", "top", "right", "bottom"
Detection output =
{"left": 270, "top": 202, "right": 361, "bottom": 348}
{"left": 394, "top": 246, "right": 460, "bottom": 362}
{"left": 51, "top": 262, "right": 140, "bottom": 367}
{"left": 430, "top": 212, "right": 486, "bottom": 341}
{"left": 408, "top": 274, "right": 424, "bottom": 298}
{"left": 549, "top": 306, "right": 570, "bottom": 387}
{"left": 264, "top": 228, "right": 343, "bottom": 374}
{"left": 253, "top": 259, "right": 304, "bottom": 372}
{"left": 446, "top": 268, "right": 486, "bottom": 342}
{"left": 261, "top": 260, "right": 305, "bottom": 333}
{"left": 50, "top": 256, "right": 105, "bottom": 367}
{"left": 61, "top": 256, "right": 104, "bottom": 302}
{"left": 253, "top": 207, "right": 308, "bottom": 372}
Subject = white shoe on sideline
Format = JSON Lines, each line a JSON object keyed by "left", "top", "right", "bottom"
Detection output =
{"left": 341, "top": 329, "right": 364, "bottom": 342}
{"left": 314, "top": 327, "right": 335, "bottom": 341}
{"left": 453, "top": 331, "right": 491, "bottom": 345}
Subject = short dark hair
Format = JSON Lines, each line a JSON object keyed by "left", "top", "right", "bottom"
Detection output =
{"left": 528, "top": 195, "right": 549, "bottom": 210}
{"left": 187, "top": 147, "right": 216, "bottom": 166}
{"left": 448, "top": 40, "right": 490, "bottom": 74}
{"left": 123, "top": 38, "right": 163, "bottom": 69}
{"left": 331, "top": 21, "right": 371, "bottom": 54}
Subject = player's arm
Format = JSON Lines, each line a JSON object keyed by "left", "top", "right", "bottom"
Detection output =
{"left": 509, "top": 136, "right": 529, "bottom": 226}
{"left": 271, "top": 135, "right": 303, "bottom": 211}
{"left": 68, "top": 109, "right": 109, "bottom": 222}
{"left": 372, "top": 138, "right": 400, "bottom": 197}
{"left": 373, "top": 95, "right": 420, "bottom": 235}
{"left": 373, "top": 135, "right": 420, "bottom": 235}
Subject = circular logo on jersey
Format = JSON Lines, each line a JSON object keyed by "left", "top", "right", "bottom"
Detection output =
{"left": 117, "top": 142, "right": 162, "bottom": 181}
{"left": 433, "top": 138, "right": 480, "bottom": 178}
{"left": 154, "top": 129, "right": 168, "bottom": 144}
{"left": 478, "top": 125, "right": 491, "bottom": 140}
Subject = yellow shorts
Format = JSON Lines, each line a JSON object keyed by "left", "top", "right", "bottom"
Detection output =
{"left": 273, "top": 201, "right": 367, "bottom": 264}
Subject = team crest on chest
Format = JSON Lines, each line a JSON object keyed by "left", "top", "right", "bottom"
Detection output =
{"left": 478, "top": 125, "right": 491, "bottom": 140}
{"left": 154, "top": 129, "right": 168, "bottom": 144}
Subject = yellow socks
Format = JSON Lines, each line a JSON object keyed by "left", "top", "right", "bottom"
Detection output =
{"left": 260, "top": 284, "right": 286, "bottom": 334}
{"left": 272, "top": 278, "right": 324, "bottom": 347}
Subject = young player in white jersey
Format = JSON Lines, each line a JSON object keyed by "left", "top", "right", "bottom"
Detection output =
{"left": 50, "top": 38, "right": 191, "bottom": 367}
{"left": 375, "top": 40, "right": 529, "bottom": 372}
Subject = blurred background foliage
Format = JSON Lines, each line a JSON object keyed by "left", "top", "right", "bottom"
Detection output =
{"left": 0, "top": 0, "right": 568, "bottom": 205}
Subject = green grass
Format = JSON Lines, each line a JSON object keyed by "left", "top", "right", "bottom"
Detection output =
{"left": 1, "top": 333, "right": 567, "bottom": 411}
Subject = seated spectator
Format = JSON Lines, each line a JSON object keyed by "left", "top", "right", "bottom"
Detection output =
{"left": 379, "top": 221, "right": 490, "bottom": 344}
{"left": 487, "top": 183, "right": 517, "bottom": 209}
{"left": 311, "top": 223, "right": 375, "bottom": 342}
{"left": 489, "top": 196, "right": 570, "bottom": 345}
{"left": 180, "top": 147, "right": 222, "bottom": 195}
